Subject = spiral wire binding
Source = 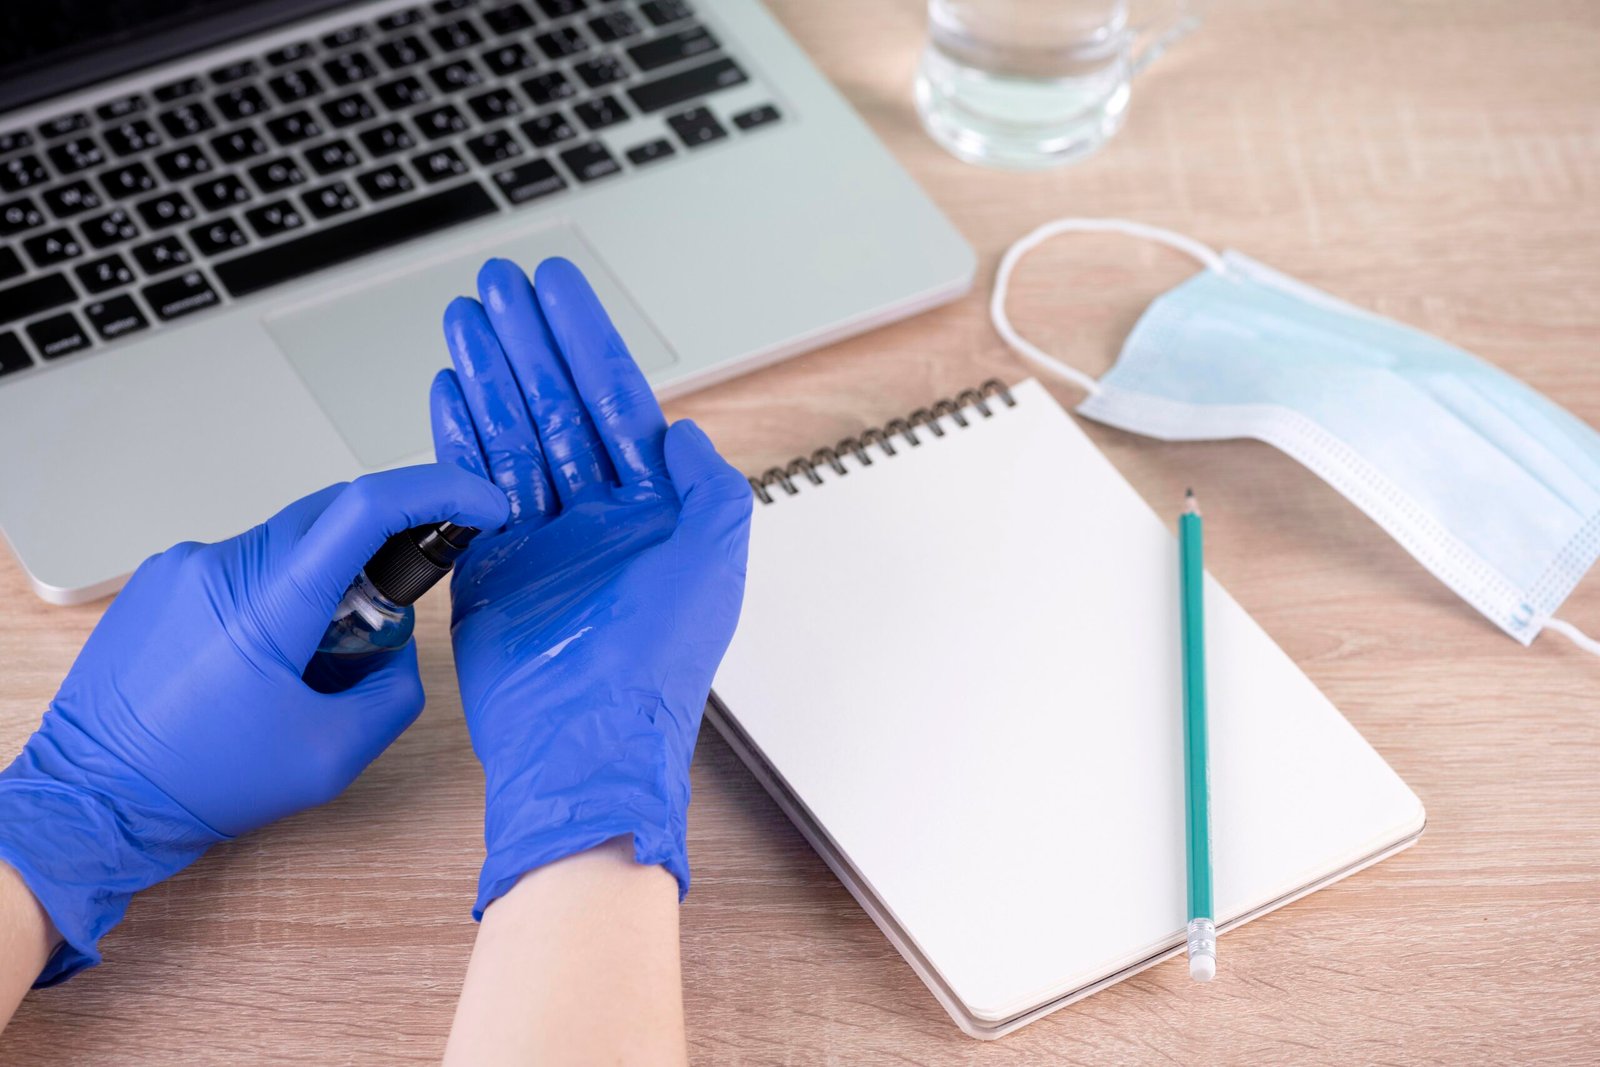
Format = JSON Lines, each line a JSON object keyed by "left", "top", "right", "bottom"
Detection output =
{"left": 748, "top": 380, "right": 1016, "bottom": 503}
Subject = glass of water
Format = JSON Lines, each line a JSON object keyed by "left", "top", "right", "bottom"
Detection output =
{"left": 915, "top": 0, "right": 1201, "bottom": 169}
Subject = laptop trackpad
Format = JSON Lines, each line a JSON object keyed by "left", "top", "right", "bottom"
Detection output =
{"left": 264, "top": 222, "right": 678, "bottom": 469}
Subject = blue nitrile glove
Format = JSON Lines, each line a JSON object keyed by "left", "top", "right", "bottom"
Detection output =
{"left": 431, "top": 257, "right": 752, "bottom": 916}
{"left": 0, "top": 466, "right": 508, "bottom": 984}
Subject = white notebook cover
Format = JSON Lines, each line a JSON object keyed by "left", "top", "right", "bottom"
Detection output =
{"left": 709, "top": 378, "right": 1424, "bottom": 1038}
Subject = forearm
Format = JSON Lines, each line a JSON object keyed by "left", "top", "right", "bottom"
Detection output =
{"left": 0, "top": 862, "right": 58, "bottom": 1032}
{"left": 443, "top": 836, "right": 687, "bottom": 1066}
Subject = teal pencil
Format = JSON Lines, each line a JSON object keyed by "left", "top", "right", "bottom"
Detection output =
{"left": 1179, "top": 489, "right": 1216, "bottom": 982}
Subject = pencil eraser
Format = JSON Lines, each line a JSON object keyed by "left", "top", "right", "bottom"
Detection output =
{"left": 1189, "top": 953, "right": 1216, "bottom": 982}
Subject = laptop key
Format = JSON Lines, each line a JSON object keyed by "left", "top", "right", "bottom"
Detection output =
{"left": 248, "top": 157, "right": 307, "bottom": 193}
{"left": 624, "top": 138, "right": 674, "bottom": 166}
{"left": 468, "top": 88, "right": 524, "bottom": 122}
{"left": 484, "top": 3, "right": 536, "bottom": 35}
{"left": 84, "top": 294, "right": 150, "bottom": 342}
{"left": 412, "top": 146, "right": 469, "bottom": 183}
{"left": 47, "top": 136, "right": 106, "bottom": 175}
{"left": 574, "top": 55, "right": 628, "bottom": 89}
{"left": 213, "top": 182, "right": 497, "bottom": 297}
{"left": 433, "top": 0, "right": 472, "bottom": 12}
{"left": 376, "top": 75, "right": 433, "bottom": 111}
{"left": 378, "top": 7, "right": 425, "bottom": 31}
{"left": 0, "top": 274, "right": 76, "bottom": 325}
{"left": 42, "top": 180, "right": 103, "bottom": 218}
{"left": 265, "top": 110, "right": 324, "bottom": 146}
{"left": 537, "top": 0, "right": 586, "bottom": 16}
{"left": 492, "top": 158, "right": 566, "bottom": 204}
{"left": 588, "top": 12, "right": 640, "bottom": 42}
{"left": 558, "top": 142, "right": 620, "bottom": 183}
{"left": 190, "top": 218, "right": 250, "bottom": 255}
{"left": 733, "top": 103, "right": 781, "bottom": 130}
{"left": 377, "top": 34, "right": 431, "bottom": 70}
{"left": 303, "top": 180, "right": 360, "bottom": 220}
{"left": 132, "top": 235, "right": 194, "bottom": 274}
{"left": 574, "top": 95, "right": 627, "bottom": 131}
{"left": 356, "top": 163, "right": 416, "bottom": 201}
{"left": 210, "top": 127, "right": 270, "bottom": 164}
{"left": 76, "top": 252, "right": 137, "bottom": 293}
{"left": 246, "top": 199, "right": 306, "bottom": 238}
{"left": 103, "top": 119, "right": 163, "bottom": 157}
{"left": 628, "top": 57, "right": 747, "bottom": 113}
{"left": 82, "top": 208, "right": 140, "bottom": 249}
{"left": 481, "top": 42, "right": 536, "bottom": 76}
{"left": 269, "top": 68, "right": 324, "bottom": 104}
{"left": 143, "top": 270, "right": 220, "bottom": 320}
{"left": 23, "top": 228, "right": 84, "bottom": 267}
{"left": 99, "top": 162, "right": 158, "bottom": 199}
{"left": 323, "top": 25, "right": 369, "bottom": 50}
{"left": 521, "top": 71, "right": 575, "bottom": 107}
{"left": 266, "top": 41, "right": 316, "bottom": 67}
{"left": 639, "top": 0, "right": 692, "bottom": 26}
{"left": 0, "top": 130, "right": 32, "bottom": 154}
{"left": 39, "top": 113, "right": 91, "bottom": 140}
{"left": 210, "top": 59, "right": 260, "bottom": 85}
{"left": 215, "top": 85, "right": 271, "bottom": 122}
{"left": 324, "top": 51, "right": 380, "bottom": 86}
{"left": 27, "top": 312, "right": 91, "bottom": 360}
{"left": 629, "top": 26, "right": 718, "bottom": 72}
{"left": 0, "top": 197, "right": 45, "bottom": 235}
{"left": 0, "top": 333, "right": 30, "bottom": 377}
{"left": 153, "top": 77, "right": 204, "bottom": 103}
{"left": 521, "top": 111, "right": 576, "bottom": 147}
{"left": 322, "top": 92, "right": 378, "bottom": 129}
{"left": 136, "top": 191, "right": 198, "bottom": 230}
{"left": 667, "top": 106, "right": 725, "bottom": 148}
{"left": 159, "top": 103, "right": 217, "bottom": 139}
{"left": 429, "top": 59, "right": 484, "bottom": 94}
{"left": 535, "top": 27, "right": 589, "bottom": 60}
{"left": 0, "top": 248, "right": 22, "bottom": 282}
{"left": 466, "top": 128, "right": 523, "bottom": 165}
{"left": 360, "top": 122, "right": 417, "bottom": 157}
{"left": 432, "top": 19, "right": 485, "bottom": 52}
{"left": 306, "top": 138, "right": 362, "bottom": 175}
{"left": 155, "top": 143, "right": 215, "bottom": 180}
{"left": 193, "top": 174, "right": 253, "bottom": 211}
{"left": 0, "top": 155, "right": 49, "bottom": 193}
{"left": 96, "top": 95, "right": 148, "bottom": 121}
{"left": 416, "top": 104, "right": 470, "bottom": 139}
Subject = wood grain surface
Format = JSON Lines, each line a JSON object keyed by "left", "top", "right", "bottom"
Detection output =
{"left": 4, "top": 0, "right": 1600, "bottom": 1063}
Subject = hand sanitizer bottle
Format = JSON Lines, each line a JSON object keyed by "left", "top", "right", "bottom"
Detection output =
{"left": 303, "top": 521, "right": 479, "bottom": 693}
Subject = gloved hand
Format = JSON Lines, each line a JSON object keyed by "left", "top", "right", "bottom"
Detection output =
{"left": 431, "top": 257, "right": 751, "bottom": 916}
{"left": 0, "top": 466, "right": 508, "bottom": 984}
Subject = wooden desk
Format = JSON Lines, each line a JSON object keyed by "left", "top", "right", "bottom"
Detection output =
{"left": 4, "top": 0, "right": 1599, "bottom": 1061}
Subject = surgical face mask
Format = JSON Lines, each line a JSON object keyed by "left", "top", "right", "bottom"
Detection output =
{"left": 992, "top": 218, "right": 1600, "bottom": 658}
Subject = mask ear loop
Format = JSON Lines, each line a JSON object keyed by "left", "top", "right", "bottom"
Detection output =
{"left": 989, "top": 218, "right": 1228, "bottom": 397}
{"left": 1544, "top": 617, "right": 1600, "bottom": 658}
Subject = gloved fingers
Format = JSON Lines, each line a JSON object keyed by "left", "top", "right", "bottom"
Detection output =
{"left": 259, "top": 481, "right": 349, "bottom": 542}
{"left": 281, "top": 464, "right": 509, "bottom": 661}
{"left": 533, "top": 257, "right": 669, "bottom": 487}
{"left": 662, "top": 420, "right": 754, "bottom": 568}
{"left": 477, "top": 258, "right": 614, "bottom": 505}
{"left": 302, "top": 641, "right": 427, "bottom": 801}
{"left": 440, "top": 304, "right": 557, "bottom": 525}
{"left": 430, "top": 368, "right": 491, "bottom": 479}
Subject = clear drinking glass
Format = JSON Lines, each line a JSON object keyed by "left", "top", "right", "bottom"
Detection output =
{"left": 915, "top": 0, "right": 1201, "bottom": 169}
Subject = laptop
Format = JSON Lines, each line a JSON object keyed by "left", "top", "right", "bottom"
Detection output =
{"left": 0, "top": 0, "right": 974, "bottom": 604}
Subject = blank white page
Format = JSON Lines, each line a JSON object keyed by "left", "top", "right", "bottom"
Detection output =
{"left": 712, "top": 378, "right": 1423, "bottom": 1026}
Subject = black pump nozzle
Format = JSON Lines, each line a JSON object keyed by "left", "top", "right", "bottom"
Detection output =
{"left": 363, "top": 521, "right": 480, "bottom": 606}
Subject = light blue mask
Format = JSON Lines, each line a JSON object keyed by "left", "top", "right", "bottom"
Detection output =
{"left": 992, "top": 219, "right": 1600, "bottom": 655}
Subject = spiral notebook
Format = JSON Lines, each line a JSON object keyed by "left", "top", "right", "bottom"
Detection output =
{"left": 707, "top": 377, "right": 1424, "bottom": 1039}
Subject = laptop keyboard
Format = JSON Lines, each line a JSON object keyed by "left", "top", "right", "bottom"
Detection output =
{"left": 0, "top": 0, "right": 781, "bottom": 379}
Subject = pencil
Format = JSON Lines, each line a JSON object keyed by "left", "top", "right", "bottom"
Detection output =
{"left": 1180, "top": 488, "right": 1216, "bottom": 982}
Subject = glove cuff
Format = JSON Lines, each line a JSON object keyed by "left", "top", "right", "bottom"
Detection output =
{"left": 474, "top": 762, "right": 691, "bottom": 920}
{"left": 0, "top": 734, "right": 225, "bottom": 985}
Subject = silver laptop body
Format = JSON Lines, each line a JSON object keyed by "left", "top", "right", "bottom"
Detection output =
{"left": 0, "top": 0, "right": 973, "bottom": 603}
